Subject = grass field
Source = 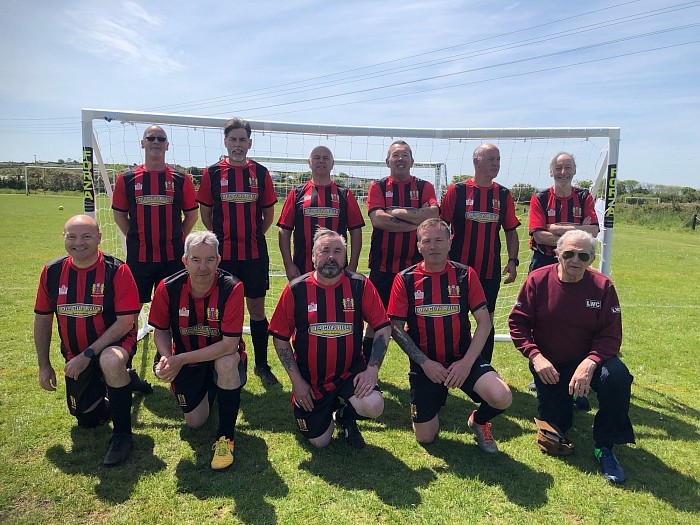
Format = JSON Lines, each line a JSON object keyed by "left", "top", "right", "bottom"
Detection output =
{"left": 0, "top": 193, "right": 698, "bottom": 525}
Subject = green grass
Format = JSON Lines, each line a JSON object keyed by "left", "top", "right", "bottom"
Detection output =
{"left": 1, "top": 193, "right": 699, "bottom": 524}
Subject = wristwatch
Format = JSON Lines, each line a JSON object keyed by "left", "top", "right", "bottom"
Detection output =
{"left": 508, "top": 257, "right": 520, "bottom": 266}
{"left": 83, "top": 347, "right": 96, "bottom": 359}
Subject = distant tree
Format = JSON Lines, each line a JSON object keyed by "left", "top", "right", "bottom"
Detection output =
{"left": 57, "top": 159, "right": 65, "bottom": 164}
{"left": 450, "top": 174, "right": 473, "bottom": 184}
{"left": 574, "top": 179, "right": 593, "bottom": 191}
{"left": 510, "top": 182, "right": 538, "bottom": 203}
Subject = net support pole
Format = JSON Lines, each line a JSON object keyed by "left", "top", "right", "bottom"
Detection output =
{"left": 81, "top": 110, "right": 96, "bottom": 218}
{"left": 600, "top": 129, "right": 620, "bottom": 276}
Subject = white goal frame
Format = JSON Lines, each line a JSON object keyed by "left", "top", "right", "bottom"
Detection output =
{"left": 81, "top": 108, "right": 620, "bottom": 342}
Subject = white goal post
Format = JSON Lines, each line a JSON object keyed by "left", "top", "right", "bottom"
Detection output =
{"left": 81, "top": 108, "right": 620, "bottom": 341}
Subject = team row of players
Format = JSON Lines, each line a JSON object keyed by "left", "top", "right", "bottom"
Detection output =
{"left": 34, "top": 121, "right": 632, "bottom": 482}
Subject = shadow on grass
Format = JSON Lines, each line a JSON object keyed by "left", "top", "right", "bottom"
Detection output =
{"left": 423, "top": 436, "right": 553, "bottom": 509}
{"left": 45, "top": 422, "right": 166, "bottom": 504}
{"left": 176, "top": 427, "right": 289, "bottom": 524}
{"left": 299, "top": 442, "right": 436, "bottom": 508}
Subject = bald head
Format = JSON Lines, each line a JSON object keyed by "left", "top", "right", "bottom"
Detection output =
{"left": 308, "top": 146, "right": 334, "bottom": 182}
{"left": 63, "top": 215, "right": 101, "bottom": 267}
{"left": 64, "top": 214, "right": 100, "bottom": 234}
{"left": 473, "top": 143, "right": 500, "bottom": 184}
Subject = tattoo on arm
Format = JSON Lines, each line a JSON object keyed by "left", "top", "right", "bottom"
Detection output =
{"left": 275, "top": 346, "right": 300, "bottom": 374}
{"left": 367, "top": 333, "right": 388, "bottom": 369}
{"left": 391, "top": 323, "right": 427, "bottom": 365}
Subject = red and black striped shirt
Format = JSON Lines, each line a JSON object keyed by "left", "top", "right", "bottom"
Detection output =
{"left": 196, "top": 159, "right": 277, "bottom": 261}
{"left": 529, "top": 187, "right": 598, "bottom": 257}
{"left": 269, "top": 271, "right": 389, "bottom": 399}
{"left": 148, "top": 269, "right": 245, "bottom": 359}
{"left": 387, "top": 261, "right": 487, "bottom": 367}
{"left": 440, "top": 180, "right": 520, "bottom": 280}
{"left": 366, "top": 176, "right": 438, "bottom": 273}
{"left": 277, "top": 180, "right": 365, "bottom": 274}
{"left": 112, "top": 165, "right": 198, "bottom": 263}
{"left": 34, "top": 251, "right": 140, "bottom": 360}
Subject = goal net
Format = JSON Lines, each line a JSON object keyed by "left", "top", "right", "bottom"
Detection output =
{"left": 82, "top": 109, "right": 620, "bottom": 341}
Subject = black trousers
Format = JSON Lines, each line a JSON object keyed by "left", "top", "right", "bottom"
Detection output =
{"left": 530, "top": 355, "right": 635, "bottom": 445}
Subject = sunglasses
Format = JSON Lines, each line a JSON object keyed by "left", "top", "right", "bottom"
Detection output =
{"left": 560, "top": 250, "right": 592, "bottom": 262}
{"left": 144, "top": 136, "right": 167, "bottom": 142}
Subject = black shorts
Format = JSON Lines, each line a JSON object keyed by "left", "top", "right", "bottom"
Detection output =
{"left": 528, "top": 251, "right": 557, "bottom": 273}
{"left": 171, "top": 355, "right": 247, "bottom": 414}
{"left": 65, "top": 358, "right": 106, "bottom": 418}
{"left": 479, "top": 277, "right": 501, "bottom": 314}
{"left": 127, "top": 258, "right": 185, "bottom": 303}
{"left": 293, "top": 361, "right": 378, "bottom": 439}
{"left": 368, "top": 269, "right": 396, "bottom": 309}
{"left": 408, "top": 357, "right": 495, "bottom": 424}
{"left": 64, "top": 344, "right": 136, "bottom": 417}
{"left": 219, "top": 258, "right": 269, "bottom": 299}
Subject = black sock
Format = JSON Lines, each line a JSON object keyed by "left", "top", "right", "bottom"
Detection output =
{"left": 340, "top": 401, "right": 369, "bottom": 422}
{"left": 361, "top": 337, "right": 373, "bottom": 362}
{"left": 216, "top": 386, "right": 241, "bottom": 440}
{"left": 250, "top": 318, "right": 269, "bottom": 369}
{"left": 106, "top": 383, "right": 133, "bottom": 434}
{"left": 473, "top": 402, "right": 504, "bottom": 426}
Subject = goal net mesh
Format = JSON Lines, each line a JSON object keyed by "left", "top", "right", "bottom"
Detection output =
{"left": 84, "top": 109, "right": 617, "bottom": 340}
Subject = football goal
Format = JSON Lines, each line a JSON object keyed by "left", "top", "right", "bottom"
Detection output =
{"left": 81, "top": 108, "right": 620, "bottom": 341}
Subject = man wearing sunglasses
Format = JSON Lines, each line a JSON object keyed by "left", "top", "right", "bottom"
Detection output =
{"left": 509, "top": 230, "right": 635, "bottom": 483}
{"left": 112, "top": 126, "right": 199, "bottom": 305}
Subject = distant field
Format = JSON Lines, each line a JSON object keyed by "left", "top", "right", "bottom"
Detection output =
{"left": 0, "top": 193, "right": 698, "bottom": 525}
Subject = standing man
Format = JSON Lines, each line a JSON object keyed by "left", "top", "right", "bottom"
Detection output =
{"left": 269, "top": 228, "right": 391, "bottom": 449}
{"left": 440, "top": 143, "right": 520, "bottom": 362}
{"left": 528, "top": 152, "right": 599, "bottom": 272}
{"left": 148, "top": 231, "right": 246, "bottom": 471}
{"left": 34, "top": 215, "right": 140, "bottom": 466}
{"left": 196, "top": 118, "right": 279, "bottom": 385}
{"left": 363, "top": 140, "right": 439, "bottom": 359}
{"left": 278, "top": 146, "right": 364, "bottom": 280}
{"left": 509, "top": 230, "right": 634, "bottom": 483}
{"left": 112, "top": 125, "right": 199, "bottom": 304}
{"left": 388, "top": 219, "right": 512, "bottom": 451}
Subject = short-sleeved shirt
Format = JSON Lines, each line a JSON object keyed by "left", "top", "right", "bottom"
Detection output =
{"left": 268, "top": 270, "right": 390, "bottom": 399}
{"left": 196, "top": 159, "right": 277, "bottom": 262}
{"left": 277, "top": 180, "right": 365, "bottom": 274}
{"left": 34, "top": 251, "right": 140, "bottom": 360}
{"left": 366, "top": 176, "right": 438, "bottom": 273}
{"left": 440, "top": 180, "right": 520, "bottom": 280}
{"left": 148, "top": 269, "right": 245, "bottom": 357}
{"left": 387, "top": 261, "right": 487, "bottom": 367}
{"left": 112, "top": 165, "right": 198, "bottom": 263}
{"left": 529, "top": 187, "right": 598, "bottom": 257}
{"left": 508, "top": 265, "right": 622, "bottom": 366}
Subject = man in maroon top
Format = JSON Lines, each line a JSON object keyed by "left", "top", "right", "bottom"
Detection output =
{"left": 197, "top": 118, "right": 278, "bottom": 386}
{"left": 34, "top": 215, "right": 141, "bottom": 466}
{"left": 112, "top": 125, "right": 199, "bottom": 303}
{"left": 278, "top": 146, "right": 364, "bottom": 279}
{"left": 149, "top": 231, "right": 246, "bottom": 471}
{"left": 363, "top": 140, "right": 439, "bottom": 359}
{"left": 388, "top": 219, "right": 512, "bottom": 451}
{"left": 269, "top": 228, "right": 391, "bottom": 449}
{"left": 528, "top": 152, "right": 599, "bottom": 272}
{"left": 440, "top": 143, "right": 521, "bottom": 362}
{"left": 509, "top": 230, "right": 634, "bottom": 483}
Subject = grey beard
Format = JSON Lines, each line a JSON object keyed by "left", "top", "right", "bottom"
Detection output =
{"left": 317, "top": 261, "right": 342, "bottom": 278}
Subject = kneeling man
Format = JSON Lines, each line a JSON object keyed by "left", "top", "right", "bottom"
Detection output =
{"left": 388, "top": 218, "right": 512, "bottom": 452}
{"left": 269, "top": 228, "right": 391, "bottom": 449}
{"left": 509, "top": 230, "right": 635, "bottom": 483}
{"left": 149, "top": 231, "right": 246, "bottom": 471}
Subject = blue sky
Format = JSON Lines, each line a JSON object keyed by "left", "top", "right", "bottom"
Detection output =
{"left": 1, "top": 0, "right": 698, "bottom": 188}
